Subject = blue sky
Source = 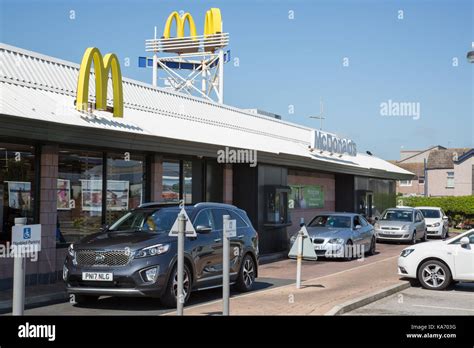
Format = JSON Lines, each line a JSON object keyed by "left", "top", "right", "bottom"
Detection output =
{"left": 1, "top": 0, "right": 472, "bottom": 159}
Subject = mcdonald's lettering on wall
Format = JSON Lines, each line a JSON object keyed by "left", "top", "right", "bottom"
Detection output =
{"left": 76, "top": 47, "right": 123, "bottom": 118}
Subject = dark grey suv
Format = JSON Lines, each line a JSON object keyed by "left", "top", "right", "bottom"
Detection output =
{"left": 63, "top": 202, "right": 259, "bottom": 307}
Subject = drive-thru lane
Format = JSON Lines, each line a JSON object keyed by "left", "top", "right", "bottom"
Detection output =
{"left": 18, "top": 242, "right": 408, "bottom": 315}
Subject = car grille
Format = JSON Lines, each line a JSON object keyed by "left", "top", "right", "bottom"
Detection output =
{"left": 315, "top": 250, "right": 326, "bottom": 256}
{"left": 312, "top": 238, "right": 325, "bottom": 244}
{"left": 75, "top": 249, "right": 131, "bottom": 267}
{"left": 378, "top": 233, "right": 403, "bottom": 238}
{"left": 381, "top": 227, "right": 400, "bottom": 231}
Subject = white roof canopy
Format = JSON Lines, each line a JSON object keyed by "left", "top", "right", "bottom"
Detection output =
{"left": 0, "top": 43, "right": 413, "bottom": 179}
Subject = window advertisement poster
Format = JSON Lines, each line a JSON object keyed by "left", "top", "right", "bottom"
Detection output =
{"left": 81, "top": 179, "right": 103, "bottom": 212}
{"left": 107, "top": 180, "right": 130, "bottom": 211}
{"left": 57, "top": 179, "right": 71, "bottom": 210}
{"left": 130, "top": 183, "right": 143, "bottom": 207}
{"left": 6, "top": 181, "right": 31, "bottom": 210}
{"left": 289, "top": 185, "right": 324, "bottom": 209}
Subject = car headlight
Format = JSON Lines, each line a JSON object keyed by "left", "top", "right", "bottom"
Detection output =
{"left": 400, "top": 248, "right": 415, "bottom": 257}
{"left": 374, "top": 223, "right": 380, "bottom": 229}
{"left": 328, "top": 238, "right": 345, "bottom": 244}
{"left": 134, "top": 244, "right": 170, "bottom": 259}
{"left": 433, "top": 222, "right": 440, "bottom": 227}
{"left": 68, "top": 244, "right": 75, "bottom": 257}
{"left": 401, "top": 225, "right": 409, "bottom": 230}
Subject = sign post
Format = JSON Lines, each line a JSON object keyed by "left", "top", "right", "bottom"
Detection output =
{"left": 11, "top": 218, "right": 43, "bottom": 316}
{"left": 168, "top": 206, "right": 196, "bottom": 315}
{"left": 288, "top": 226, "right": 317, "bottom": 289}
{"left": 296, "top": 230, "right": 304, "bottom": 289}
{"left": 177, "top": 213, "right": 185, "bottom": 315}
{"left": 222, "top": 215, "right": 236, "bottom": 315}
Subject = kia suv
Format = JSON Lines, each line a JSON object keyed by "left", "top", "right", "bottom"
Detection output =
{"left": 63, "top": 202, "right": 259, "bottom": 307}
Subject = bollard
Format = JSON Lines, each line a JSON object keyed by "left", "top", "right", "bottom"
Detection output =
{"left": 12, "top": 217, "right": 27, "bottom": 316}
{"left": 177, "top": 213, "right": 186, "bottom": 315}
{"left": 296, "top": 229, "right": 304, "bottom": 289}
{"left": 222, "top": 215, "right": 230, "bottom": 315}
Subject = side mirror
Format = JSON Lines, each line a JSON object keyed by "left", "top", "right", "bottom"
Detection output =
{"left": 196, "top": 225, "right": 212, "bottom": 234}
{"left": 101, "top": 224, "right": 109, "bottom": 232}
{"left": 460, "top": 237, "right": 470, "bottom": 246}
{"left": 374, "top": 216, "right": 379, "bottom": 221}
{"left": 355, "top": 225, "right": 362, "bottom": 230}
{"left": 443, "top": 216, "right": 449, "bottom": 220}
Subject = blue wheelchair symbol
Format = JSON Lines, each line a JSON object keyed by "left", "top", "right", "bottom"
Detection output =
{"left": 23, "top": 227, "right": 31, "bottom": 240}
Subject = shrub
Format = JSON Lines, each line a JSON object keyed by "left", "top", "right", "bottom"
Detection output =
{"left": 398, "top": 196, "right": 474, "bottom": 218}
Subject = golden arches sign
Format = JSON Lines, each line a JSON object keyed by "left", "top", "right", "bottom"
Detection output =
{"left": 162, "top": 8, "right": 222, "bottom": 39}
{"left": 76, "top": 47, "right": 123, "bottom": 118}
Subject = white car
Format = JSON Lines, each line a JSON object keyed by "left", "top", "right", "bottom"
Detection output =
{"left": 398, "top": 229, "right": 474, "bottom": 290}
{"left": 416, "top": 206, "right": 449, "bottom": 239}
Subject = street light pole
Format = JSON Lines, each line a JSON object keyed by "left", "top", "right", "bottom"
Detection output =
{"left": 309, "top": 98, "right": 325, "bottom": 130}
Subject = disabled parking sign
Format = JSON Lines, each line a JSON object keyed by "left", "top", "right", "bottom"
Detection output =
{"left": 12, "top": 224, "right": 41, "bottom": 254}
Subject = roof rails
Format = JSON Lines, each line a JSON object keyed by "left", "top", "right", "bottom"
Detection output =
{"left": 138, "top": 201, "right": 238, "bottom": 209}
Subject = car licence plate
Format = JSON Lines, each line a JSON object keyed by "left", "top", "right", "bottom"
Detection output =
{"left": 314, "top": 245, "right": 325, "bottom": 250}
{"left": 82, "top": 272, "right": 113, "bottom": 281}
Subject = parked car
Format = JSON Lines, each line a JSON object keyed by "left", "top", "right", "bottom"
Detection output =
{"left": 398, "top": 229, "right": 474, "bottom": 290}
{"left": 456, "top": 219, "right": 474, "bottom": 230}
{"left": 374, "top": 208, "right": 427, "bottom": 244}
{"left": 290, "top": 213, "right": 376, "bottom": 260}
{"left": 63, "top": 202, "right": 259, "bottom": 307}
{"left": 416, "top": 206, "right": 449, "bottom": 239}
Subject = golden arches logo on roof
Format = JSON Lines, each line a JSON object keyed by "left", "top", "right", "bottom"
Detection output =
{"left": 76, "top": 47, "right": 123, "bottom": 118}
{"left": 162, "top": 8, "right": 222, "bottom": 39}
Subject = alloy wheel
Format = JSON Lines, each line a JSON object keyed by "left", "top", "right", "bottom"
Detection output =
{"left": 421, "top": 264, "right": 446, "bottom": 288}
{"left": 172, "top": 269, "right": 190, "bottom": 299}
{"left": 243, "top": 258, "right": 255, "bottom": 287}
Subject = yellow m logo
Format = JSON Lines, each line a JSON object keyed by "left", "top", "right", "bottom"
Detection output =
{"left": 163, "top": 11, "right": 197, "bottom": 39}
{"left": 76, "top": 47, "right": 123, "bottom": 118}
{"left": 162, "top": 8, "right": 222, "bottom": 39}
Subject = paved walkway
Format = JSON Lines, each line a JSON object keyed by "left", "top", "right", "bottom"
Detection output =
{"left": 172, "top": 255, "right": 404, "bottom": 315}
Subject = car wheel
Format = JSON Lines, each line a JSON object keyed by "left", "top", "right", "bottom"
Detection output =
{"left": 235, "top": 254, "right": 256, "bottom": 292}
{"left": 344, "top": 240, "right": 354, "bottom": 261}
{"left": 417, "top": 260, "right": 452, "bottom": 290}
{"left": 410, "top": 231, "right": 417, "bottom": 245}
{"left": 73, "top": 294, "right": 99, "bottom": 305}
{"left": 367, "top": 237, "right": 376, "bottom": 256}
{"left": 442, "top": 228, "right": 448, "bottom": 239}
{"left": 160, "top": 263, "right": 192, "bottom": 308}
{"left": 422, "top": 230, "right": 428, "bottom": 242}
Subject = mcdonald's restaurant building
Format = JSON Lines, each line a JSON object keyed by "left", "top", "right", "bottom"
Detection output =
{"left": 0, "top": 43, "right": 413, "bottom": 290}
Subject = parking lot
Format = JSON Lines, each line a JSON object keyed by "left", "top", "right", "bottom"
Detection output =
{"left": 18, "top": 241, "right": 408, "bottom": 315}
{"left": 348, "top": 282, "right": 474, "bottom": 315}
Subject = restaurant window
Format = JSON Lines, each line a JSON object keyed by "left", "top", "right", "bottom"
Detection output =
{"left": 162, "top": 160, "right": 180, "bottom": 202}
{"left": 0, "top": 143, "right": 36, "bottom": 244}
{"left": 106, "top": 153, "right": 146, "bottom": 225}
{"left": 183, "top": 160, "right": 192, "bottom": 204}
{"left": 57, "top": 149, "right": 103, "bottom": 245}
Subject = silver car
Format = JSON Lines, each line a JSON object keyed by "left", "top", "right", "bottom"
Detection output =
{"left": 290, "top": 213, "right": 376, "bottom": 259}
{"left": 375, "top": 208, "right": 427, "bottom": 244}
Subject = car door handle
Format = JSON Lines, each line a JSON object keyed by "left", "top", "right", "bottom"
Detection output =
{"left": 214, "top": 238, "right": 222, "bottom": 242}
{"left": 237, "top": 235, "right": 244, "bottom": 239}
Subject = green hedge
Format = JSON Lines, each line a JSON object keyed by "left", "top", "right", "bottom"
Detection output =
{"left": 398, "top": 196, "right": 474, "bottom": 217}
